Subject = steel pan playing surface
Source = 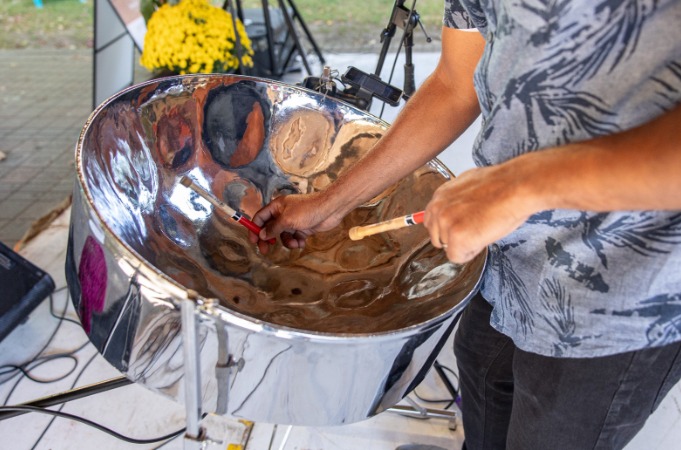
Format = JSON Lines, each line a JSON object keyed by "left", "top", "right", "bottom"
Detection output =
{"left": 66, "top": 74, "right": 486, "bottom": 425}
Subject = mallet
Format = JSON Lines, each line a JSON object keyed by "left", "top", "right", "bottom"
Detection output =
{"left": 179, "top": 176, "right": 276, "bottom": 244}
{"left": 349, "top": 211, "right": 425, "bottom": 241}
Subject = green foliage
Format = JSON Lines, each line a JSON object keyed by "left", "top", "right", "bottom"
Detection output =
{"left": 140, "top": 0, "right": 181, "bottom": 23}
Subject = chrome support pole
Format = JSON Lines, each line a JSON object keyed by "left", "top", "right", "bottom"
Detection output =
{"left": 181, "top": 298, "right": 205, "bottom": 449}
{"left": 387, "top": 403, "right": 458, "bottom": 421}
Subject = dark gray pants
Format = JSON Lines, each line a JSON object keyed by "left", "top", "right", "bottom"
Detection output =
{"left": 454, "top": 293, "right": 681, "bottom": 450}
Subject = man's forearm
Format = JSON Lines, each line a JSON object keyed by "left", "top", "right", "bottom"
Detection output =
{"left": 322, "top": 74, "right": 479, "bottom": 217}
{"left": 424, "top": 102, "right": 681, "bottom": 263}
{"left": 511, "top": 103, "right": 681, "bottom": 215}
{"left": 320, "top": 28, "right": 485, "bottom": 220}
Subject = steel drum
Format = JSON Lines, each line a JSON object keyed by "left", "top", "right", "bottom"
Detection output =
{"left": 65, "top": 74, "right": 486, "bottom": 426}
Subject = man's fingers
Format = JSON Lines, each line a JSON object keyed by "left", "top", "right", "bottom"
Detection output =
{"left": 292, "top": 230, "right": 307, "bottom": 249}
{"left": 251, "top": 194, "right": 323, "bottom": 250}
{"left": 257, "top": 239, "right": 271, "bottom": 255}
{"left": 443, "top": 239, "right": 482, "bottom": 264}
{"left": 280, "top": 231, "right": 300, "bottom": 249}
{"left": 261, "top": 219, "right": 286, "bottom": 242}
{"left": 248, "top": 230, "right": 259, "bottom": 244}
{"left": 424, "top": 201, "right": 447, "bottom": 250}
{"left": 252, "top": 200, "right": 279, "bottom": 228}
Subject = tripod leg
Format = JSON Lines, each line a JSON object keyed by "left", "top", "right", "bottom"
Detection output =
{"left": 277, "top": 0, "right": 312, "bottom": 75}
{"left": 223, "top": 0, "right": 244, "bottom": 22}
{"left": 374, "top": 0, "right": 405, "bottom": 76}
{"left": 375, "top": 26, "right": 394, "bottom": 77}
{"left": 280, "top": 42, "right": 298, "bottom": 75}
{"left": 224, "top": 0, "right": 247, "bottom": 75}
{"left": 285, "top": 0, "right": 325, "bottom": 64}
{"left": 261, "top": 0, "right": 279, "bottom": 76}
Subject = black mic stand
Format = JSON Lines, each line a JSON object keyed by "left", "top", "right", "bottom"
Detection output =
{"left": 375, "top": 0, "right": 431, "bottom": 98}
{"left": 299, "top": 0, "right": 433, "bottom": 113}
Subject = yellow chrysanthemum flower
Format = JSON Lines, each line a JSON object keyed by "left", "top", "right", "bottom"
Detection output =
{"left": 140, "top": 0, "right": 254, "bottom": 75}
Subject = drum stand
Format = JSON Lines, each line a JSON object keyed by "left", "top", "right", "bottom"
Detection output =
{"left": 181, "top": 299, "right": 465, "bottom": 445}
{"left": 388, "top": 397, "right": 458, "bottom": 429}
{"left": 0, "top": 303, "right": 460, "bottom": 447}
{"left": 181, "top": 300, "right": 465, "bottom": 445}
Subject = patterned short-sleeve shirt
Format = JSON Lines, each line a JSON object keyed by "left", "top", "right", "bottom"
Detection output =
{"left": 443, "top": 0, "right": 681, "bottom": 357}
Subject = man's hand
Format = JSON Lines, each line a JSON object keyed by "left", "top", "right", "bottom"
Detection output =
{"left": 249, "top": 192, "right": 344, "bottom": 254}
{"left": 424, "top": 165, "right": 535, "bottom": 263}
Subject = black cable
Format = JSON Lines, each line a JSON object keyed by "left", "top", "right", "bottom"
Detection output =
{"left": 0, "top": 285, "right": 186, "bottom": 447}
{"left": 438, "top": 363, "right": 460, "bottom": 381}
{"left": 412, "top": 385, "right": 456, "bottom": 409}
{"left": 437, "top": 363, "right": 461, "bottom": 409}
{"left": 24, "top": 305, "right": 182, "bottom": 448}
{"left": 0, "top": 354, "right": 78, "bottom": 384}
{"left": 1, "top": 287, "right": 89, "bottom": 404}
{"left": 437, "top": 363, "right": 460, "bottom": 391}
{"left": 413, "top": 389, "right": 456, "bottom": 405}
{"left": 29, "top": 350, "right": 99, "bottom": 449}
{"left": 0, "top": 405, "right": 185, "bottom": 445}
{"left": 151, "top": 431, "right": 184, "bottom": 450}
{"left": 412, "top": 362, "right": 461, "bottom": 409}
{"left": 47, "top": 287, "right": 82, "bottom": 326}
{"left": 0, "top": 288, "right": 68, "bottom": 387}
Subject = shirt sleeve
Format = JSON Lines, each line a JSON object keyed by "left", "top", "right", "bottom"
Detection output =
{"left": 443, "top": 0, "right": 476, "bottom": 29}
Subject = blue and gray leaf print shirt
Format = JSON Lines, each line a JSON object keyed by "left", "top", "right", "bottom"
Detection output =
{"left": 444, "top": 0, "right": 681, "bottom": 358}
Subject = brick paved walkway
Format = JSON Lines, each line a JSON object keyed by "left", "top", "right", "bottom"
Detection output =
{"left": 0, "top": 49, "right": 92, "bottom": 248}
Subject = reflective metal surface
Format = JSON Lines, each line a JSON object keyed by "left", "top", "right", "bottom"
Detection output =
{"left": 66, "top": 74, "right": 486, "bottom": 425}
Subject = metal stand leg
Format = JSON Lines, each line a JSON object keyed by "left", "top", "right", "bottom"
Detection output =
{"left": 374, "top": 0, "right": 430, "bottom": 96}
{"left": 0, "top": 377, "right": 132, "bottom": 422}
{"left": 386, "top": 316, "right": 463, "bottom": 431}
{"left": 280, "top": 0, "right": 326, "bottom": 73}
{"left": 277, "top": 0, "right": 312, "bottom": 75}
{"left": 224, "top": 0, "right": 249, "bottom": 76}
{"left": 248, "top": 0, "right": 325, "bottom": 78}
{"left": 284, "top": 0, "right": 325, "bottom": 65}
{"left": 181, "top": 299, "right": 205, "bottom": 449}
{"left": 387, "top": 396, "right": 458, "bottom": 431}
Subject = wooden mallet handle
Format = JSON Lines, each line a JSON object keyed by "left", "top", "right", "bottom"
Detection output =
{"left": 349, "top": 211, "right": 425, "bottom": 241}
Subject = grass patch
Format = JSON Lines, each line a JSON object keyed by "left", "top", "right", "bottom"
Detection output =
{"left": 0, "top": 0, "right": 93, "bottom": 49}
{"left": 241, "top": 0, "right": 444, "bottom": 51}
{"left": 251, "top": 0, "right": 445, "bottom": 28}
{"left": 240, "top": 0, "right": 443, "bottom": 35}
